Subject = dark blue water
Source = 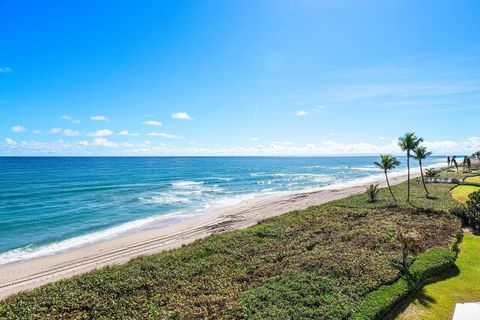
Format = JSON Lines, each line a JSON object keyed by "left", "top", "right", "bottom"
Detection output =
{"left": 0, "top": 156, "right": 442, "bottom": 264}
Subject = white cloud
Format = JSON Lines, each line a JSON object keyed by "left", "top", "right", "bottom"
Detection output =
{"left": 77, "top": 140, "right": 89, "bottom": 146}
{"left": 60, "top": 115, "right": 81, "bottom": 124}
{"left": 32, "top": 130, "right": 41, "bottom": 134}
{"left": 250, "top": 137, "right": 259, "bottom": 141}
{"left": 172, "top": 112, "right": 192, "bottom": 120}
{"left": 11, "top": 125, "right": 26, "bottom": 133}
{"left": 295, "top": 110, "right": 309, "bottom": 116}
{"left": 89, "top": 129, "right": 113, "bottom": 137}
{"left": 148, "top": 132, "right": 184, "bottom": 139}
{"left": 142, "top": 120, "right": 162, "bottom": 126}
{"left": 49, "top": 127, "right": 62, "bottom": 134}
{"left": 0, "top": 67, "right": 12, "bottom": 73}
{"left": 63, "top": 129, "right": 80, "bottom": 137}
{"left": 92, "top": 137, "right": 117, "bottom": 147}
{"left": 2, "top": 136, "right": 479, "bottom": 156}
{"left": 118, "top": 130, "right": 140, "bottom": 136}
{"left": 90, "top": 115, "right": 109, "bottom": 122}
{"left": 272, "top": 141, "right": 294, "bottom": 146}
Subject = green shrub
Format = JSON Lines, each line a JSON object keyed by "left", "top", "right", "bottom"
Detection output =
{"left": 450, "top": 205, "right": 468, "bottom": 226}
{"left": 425, "top": 168, "right": 440, "bottom": 178}
{"left": 240, "top": 272, "right": 353, "bottom": 320}
{"left": 409, "top": 248, "right": 456, "bottom": 281}
{"left": 366, "top": 184, "right": 380, "bottom": 203}
{"left": 350, "top": 277, "right": 412, "bottom": 320}
{"left": 351, "top": 247, "right": 457, "bottom": 320}
{"left": 466, "top": 191, "right": 480, "bottom": 229}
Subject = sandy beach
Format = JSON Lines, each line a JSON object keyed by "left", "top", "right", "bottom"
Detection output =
{"left": 0, "top": 166, "right": 438, "bottom": 300}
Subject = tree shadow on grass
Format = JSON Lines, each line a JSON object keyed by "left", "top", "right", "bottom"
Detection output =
{"left": 387, "top": 265, "right": 460, "bottom": 319}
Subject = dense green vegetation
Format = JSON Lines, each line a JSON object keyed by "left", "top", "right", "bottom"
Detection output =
{"left": 352, "top": 248, "right": 456, "bottom": 320}
{"left": 0, "top": 177, "right": 461, "bottom": 319}
{"left": 397, "top": 233, "right": 480, "bottom": 320}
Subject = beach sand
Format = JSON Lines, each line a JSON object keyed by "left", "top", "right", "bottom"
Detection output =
{"left": 0, "top": 166, "right": 438, "bottom": 300}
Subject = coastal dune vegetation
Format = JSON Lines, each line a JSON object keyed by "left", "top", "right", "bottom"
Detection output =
{"left": 0, "top": 176, "right": 461, "bottom": 319}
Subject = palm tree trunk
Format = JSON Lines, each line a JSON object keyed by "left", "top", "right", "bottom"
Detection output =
{"left": 385, "top": 170, "right": 396, "bottom": 202}
{"left": 419, "top": 160, "right": 429, "bottom": 195}
{"left": 407, "top": 151, "right": 410, "bottom": 202}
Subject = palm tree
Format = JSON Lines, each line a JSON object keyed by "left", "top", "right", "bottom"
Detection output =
{"left": 413, "top": 146, "right": 432, "bottom": 196}
{"left": 398, "top": 132, "right": 423, "bottom": 202}
{"left": 374, "top": 154, "right": 400, "bottom": 202}
{"left": 366, "top": 184, "right": 380, "bottom": 203}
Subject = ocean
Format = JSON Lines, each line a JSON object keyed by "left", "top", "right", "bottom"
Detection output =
{"left": 0, "top": 156, "right": 443, "bottom": 265}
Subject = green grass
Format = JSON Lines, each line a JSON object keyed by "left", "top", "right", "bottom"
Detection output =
{"left": 451, "top": 185, "right": 480, "bottom": 203}
{"left": 464, "top": 176, "right": 480, "bottom": 185}
{"left": 0, "top": 178, "right": 462, "bottom": 319}
{"left": 397, "top": 232, "right": 480, "bottom": 320}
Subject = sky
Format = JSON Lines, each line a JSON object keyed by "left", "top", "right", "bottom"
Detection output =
{"left": 1, "top": 0, "right": 480, "bottom": 156}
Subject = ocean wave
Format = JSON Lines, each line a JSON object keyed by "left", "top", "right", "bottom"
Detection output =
{"left": 171, "top": 181, "right": 204, "bottom": 188}
{"left": 139, "top": 193, "right": 192, "bottom": 204}
{"left": 0, "top": 211, "right": 196, "bottom": 265}
{"left": 350, "top": 166, "right": 379, "bottom": 172}
{"left": 139, "top": 181, "right": 224, "bottom": 205}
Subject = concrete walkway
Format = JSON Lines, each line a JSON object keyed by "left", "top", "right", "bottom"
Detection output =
{"left": 452, "top": 303, "right": 480, "bottom": 320}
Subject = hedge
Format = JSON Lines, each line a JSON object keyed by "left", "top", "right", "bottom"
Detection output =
{"left": 351, "top": 247, "right": 457, "bottom": 320}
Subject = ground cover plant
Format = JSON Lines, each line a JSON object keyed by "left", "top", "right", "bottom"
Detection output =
{"left": 0, "top": 178, "right": 461, "bottom": 319}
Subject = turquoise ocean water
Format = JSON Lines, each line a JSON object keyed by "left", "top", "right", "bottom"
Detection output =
{"left": 0, "top": 156, "right": 443, "bottom": 264}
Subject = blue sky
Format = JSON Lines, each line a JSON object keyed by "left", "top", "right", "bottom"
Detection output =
{"left": 1, "top": 0, "right": 480, "bottom": 155}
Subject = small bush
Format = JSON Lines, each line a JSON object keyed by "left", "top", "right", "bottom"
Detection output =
{"left": 425, "top": 169, "right": 440, "bottom": 178}
{"left": 466, "top": 191, "right": 480, "bottom": 229}
{"left": 366, "top": 184, "right": 380, "bottom": 203}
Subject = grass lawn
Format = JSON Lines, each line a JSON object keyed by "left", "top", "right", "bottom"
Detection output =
{"left": 451, "top": 185, "right": 480, "bottom": 203}
{"left": 464, "top": 176, "right": 480, "bottom": 185}
{"left": 396, "top": 232, "right": 480, "bottom": 320}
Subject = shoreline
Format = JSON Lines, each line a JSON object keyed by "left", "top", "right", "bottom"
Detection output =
{"left": 0, "top": 164, "right": 443, "bottom": 300}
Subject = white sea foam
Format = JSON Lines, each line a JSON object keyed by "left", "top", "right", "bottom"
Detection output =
{"left": 172, "top": 181, "right": 204, "bottom": 187}
{"left": 350, "top": 166, "right": 379, "bottom": 172}
{"left": 139, "top": 181, "right": 224, "bottom": 205}
{"left": 139, "top": 193, "right": 192, "bottom": 204}
{"left": 0, "top": 211, "right": 194, "bottom": 265}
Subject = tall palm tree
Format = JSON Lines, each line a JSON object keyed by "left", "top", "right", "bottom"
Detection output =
{"left": 398, "top": 132, "right": 423, "bottom": 202}
{"left": 374, "top": 154, "right": 400, "bottom": 202}
{"left": 413, "top": 146, "right": 432, "bottom": 196}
